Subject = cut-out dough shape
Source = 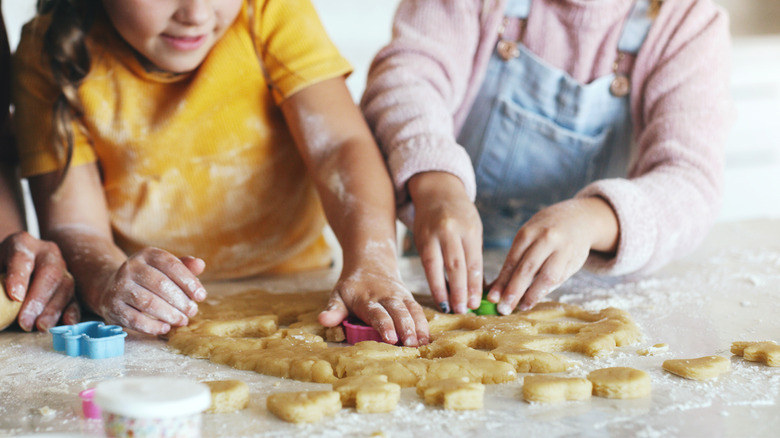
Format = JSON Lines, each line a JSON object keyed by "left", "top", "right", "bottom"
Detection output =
{"left": 522, "top": 375, "right": 592, "bottom": 403}
{"left": 416, "top": 377, "right": 484, "bottom": 410}
{"left": 731, "top": 341, "right": 780, "bottom": 367}
{"left": 203, "top": 380, "right": 249, "bottom": 413}
{"left": 332, "top": 375, "right": 400, "bottom": 413}
{"left": 662, "top": 356, "right": 730, "bottom": 380}
{"left": 587, "top": 367, "right": 651, "bottom": 399}
{"left": 169, "top": 290, "right": 641, "bottom": 389}
{"left": 637, "top": 343, "right": 669, "bottom": 356}
{"left": 266, "top": 391, "right": 341, "bottom": 423}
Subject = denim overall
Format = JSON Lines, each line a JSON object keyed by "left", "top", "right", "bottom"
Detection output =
{"left": 458, "top": 0, "right": 654, "bottom": 248}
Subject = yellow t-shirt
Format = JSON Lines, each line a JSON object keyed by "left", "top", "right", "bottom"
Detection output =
{"left": 12, "top": 0, "right": 352, "bottom": 279}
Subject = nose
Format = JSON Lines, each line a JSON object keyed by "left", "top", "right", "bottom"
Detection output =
{"left": 174, "top": 0, "right": 211, "bottom": 26}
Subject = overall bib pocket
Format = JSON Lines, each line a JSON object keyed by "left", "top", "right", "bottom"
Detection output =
{"left": 474, "top": 97, "right": 611, "bottom": 224}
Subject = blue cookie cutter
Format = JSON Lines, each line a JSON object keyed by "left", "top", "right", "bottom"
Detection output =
{"left": 50, "top": 321, "right": 128, "bottom": 359}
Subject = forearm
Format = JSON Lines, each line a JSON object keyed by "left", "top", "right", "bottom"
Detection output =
{"left": 314, "top": 139, "right": 399, "bottom": 272}
{"left": 360, "top": 0, "right": 484, "bottom": 211}
{"left": 29, "top": 164, "right": 124, "bottom": 313}
{"left": 0, "top": 165, "right": 24, "bottom": 239}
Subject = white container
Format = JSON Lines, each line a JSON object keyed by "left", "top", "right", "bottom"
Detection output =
{"left": 94, "top": 377, "right": 211, "bottom": 438}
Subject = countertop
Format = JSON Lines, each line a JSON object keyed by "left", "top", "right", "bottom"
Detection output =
{"left": 1, "top": 219, "right": 779, "bottom": 438}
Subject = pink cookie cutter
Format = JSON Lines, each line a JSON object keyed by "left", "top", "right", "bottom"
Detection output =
{"left": 79, "top": 388, "right": 102, "bottom": 420}
{"left": 342, "top": 318, "right": 400, "bottom": 345}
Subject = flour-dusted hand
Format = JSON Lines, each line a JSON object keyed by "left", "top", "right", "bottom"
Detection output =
{"left": 94, "top": 248, "right": 206, "bottom": 336}
{"left": 408, "top": 172, "right": 483, "bottom": 315}
{"left": 487, "top": 198, "right": 619, "bottom": 314}
{"left": 0, "top": 231, "right": 78, "bottom": 331}
{"left": 318, "top": 261, "right": 429, "bottom": 347}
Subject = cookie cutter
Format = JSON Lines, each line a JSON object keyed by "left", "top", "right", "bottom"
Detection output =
{"left": 50, "top": 321, "right": 128, "bottom": 359}
{"left": 464, "top": 290, "right": 499, "bottom": 316}
{"left": 469, "top": 299, "right": 499, "bottom": 316}
{"left": 342, "top": 318, "right": 403, "bottom": 345}
{"left": 79, "top": 388, "right": 102, "bottom": 419}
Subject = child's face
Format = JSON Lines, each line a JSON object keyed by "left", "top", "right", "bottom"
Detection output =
{"left": 101, "top": 0, "right": 243, "bottom": 74}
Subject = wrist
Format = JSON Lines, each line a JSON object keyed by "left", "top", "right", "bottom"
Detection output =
{"left": 583, "top": 197, "right": 619, "bottom": 253}
{"left": 341, "top": 237, "right": 399, "bottom": 273}
{"left": 408, "top": 171, "right": 468, "bottom": 204}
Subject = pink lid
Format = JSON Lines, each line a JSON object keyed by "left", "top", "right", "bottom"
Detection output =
{"left": 79, "top": 388, "right": 101, "bottom": 420}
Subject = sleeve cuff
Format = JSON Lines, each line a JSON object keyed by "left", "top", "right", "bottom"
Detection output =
{"left": 386, "top": 135, "right": 476, "bottom": 227}
{"left": 576, "top": 178, "right": 657, "bottom": 275}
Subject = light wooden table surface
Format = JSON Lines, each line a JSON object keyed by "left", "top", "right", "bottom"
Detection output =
{"left": 1, "top": 219, "right": 779, "bottom": 438}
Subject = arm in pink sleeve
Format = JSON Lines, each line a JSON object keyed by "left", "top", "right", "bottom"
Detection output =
{"left": 360, "top": 0, "right": 486, "bottom": 225}
{"left": 579, "top": 2, "right": 732, "bottom": 275}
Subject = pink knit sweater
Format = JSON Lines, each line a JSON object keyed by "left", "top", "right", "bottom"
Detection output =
{"left": 361, "top": 0, "right": 732, "bottom": 276}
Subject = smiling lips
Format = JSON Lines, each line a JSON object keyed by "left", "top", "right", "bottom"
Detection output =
{"left": 162, "top": 34, "right": 208, "bottom": 51}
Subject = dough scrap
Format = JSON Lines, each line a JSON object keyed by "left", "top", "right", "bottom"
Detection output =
{"left": 637, "top": 343, "right": 669, "bottom": 356}
{"left": 522, "top": 375, "right": 592, "bottom": 403}
{"left": 587, "top": 367, "right": 651, "bottom": 399}
{"left": 203, "top": 380, "right": 250, "bottom": 413}
{"left": 663, "top": 356, "right": 731, "bottom": 380}
{"left": 731, "top": 341, "right": 780, "bottom": 367}
{"left": 332, "top": 375, "right": 400, "bottom": 413}
{"left": 416, "top": 377, "right": 484, "bottom": 410}
{"left": 266, "top": 391, "right": 341, "bottom": 423}
{"left": 491, "top": 347, "right": 573, "bottom": 373}
{"left": 168, "top": 290, "right": 641, "bottom": 389}
{"left": 0, "top": 275, "right": 22, "bottom": 331}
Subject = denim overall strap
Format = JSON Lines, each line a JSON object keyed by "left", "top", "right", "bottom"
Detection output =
{"left": 504, "top": 0, "right": 531, "bottom": 18}
{"left": 457, "top": 0, "right": 655, "bottom": 248}
{"left": 619, "top": 1, "right": 654, "bottom": 53}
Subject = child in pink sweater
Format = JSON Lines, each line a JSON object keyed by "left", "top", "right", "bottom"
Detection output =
{"left": 361, "top": 0, "right": 731, "bottom": 315}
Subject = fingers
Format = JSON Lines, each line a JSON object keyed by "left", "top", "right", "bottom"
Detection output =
{"left": 61, "top": 299, "right": 81, "bottom": 326}
{"left": 98, "top": 249, "right": 205, "bottom": 336}
{"left": 487, "top": 229, "right": 534, "bottom": 305}
{"left": 360, "top": 301, "right": 398, "bottom": 345}
{"left": 16, "top": 245, "right": 72, "bottom": 331}
{"left": 419, "top": 232, "right": 482, "bottom": 315}
{"left": 144, "top": 249, "right": 206, "bottom": 303}
{"left": 439, "top": 237, "right": 468, "bottom": 314}
{"left": 507, "top": 250, "right": 565, "bottom": 312}
{"left": 418, "top": 240, "right": 449, "bottom": 313}
{"left": 124, "top": 250, "right": 202, "bottom": 318}
{"left": 29, "top": 273, "right": 75, "bottom": 332}
{"left": 124, "top": 284, "right": 190, "bottom": 328}
{"left": 406, "top": 298, "right": 430, "bottom": 345}
{"left": 134, "top": 268, "right": 199, "bottom": 319}
{"left": 318, "top": 293, "right": 349, "bottom": 328}
{"left": 1, "top": 232, "right": 40, "bottom": 301}
{"left": 463, "top": 233, "right": 484, "bottom": 310}
{"left": 108, "top": 302, "right": 175, "bottom": 336}
{"left": 382, "top": 299, "right": 419, "bottom": 346}
{"left": 180, "top": 256, "right": 206, "bottom": 277}
{"left": 488, "top": 226, "right": 584, "bottom": 315}
{"left": 335, "top": 270, "right": 431, "bottom": 347}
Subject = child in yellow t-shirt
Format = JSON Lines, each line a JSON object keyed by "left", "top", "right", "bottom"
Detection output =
{"left": 13, "top": 0, "right": 429, "bottom": 346}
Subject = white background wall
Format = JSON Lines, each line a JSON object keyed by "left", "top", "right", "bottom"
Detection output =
{"left": 3, "top": 0, "right": 779, "bottom": 224}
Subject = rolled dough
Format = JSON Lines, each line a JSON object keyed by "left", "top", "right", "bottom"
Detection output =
{"left": 0, "top": 275, "right": 22, "bottom": 331}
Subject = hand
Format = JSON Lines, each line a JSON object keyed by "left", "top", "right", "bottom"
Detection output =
{"left": 0, "top": 231, "right": 78, "bottom": 331}
{"left": 486, "top": 197, "right": 619, "bottom": 314}
{"left": 91, "top": 247, "right": 207, "bottom": 336}
{"left": 318, "top": 260, "right": 430, "bottom": 347}
{"left": 409, "top": 172, "right": 483, "bottom": 315}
